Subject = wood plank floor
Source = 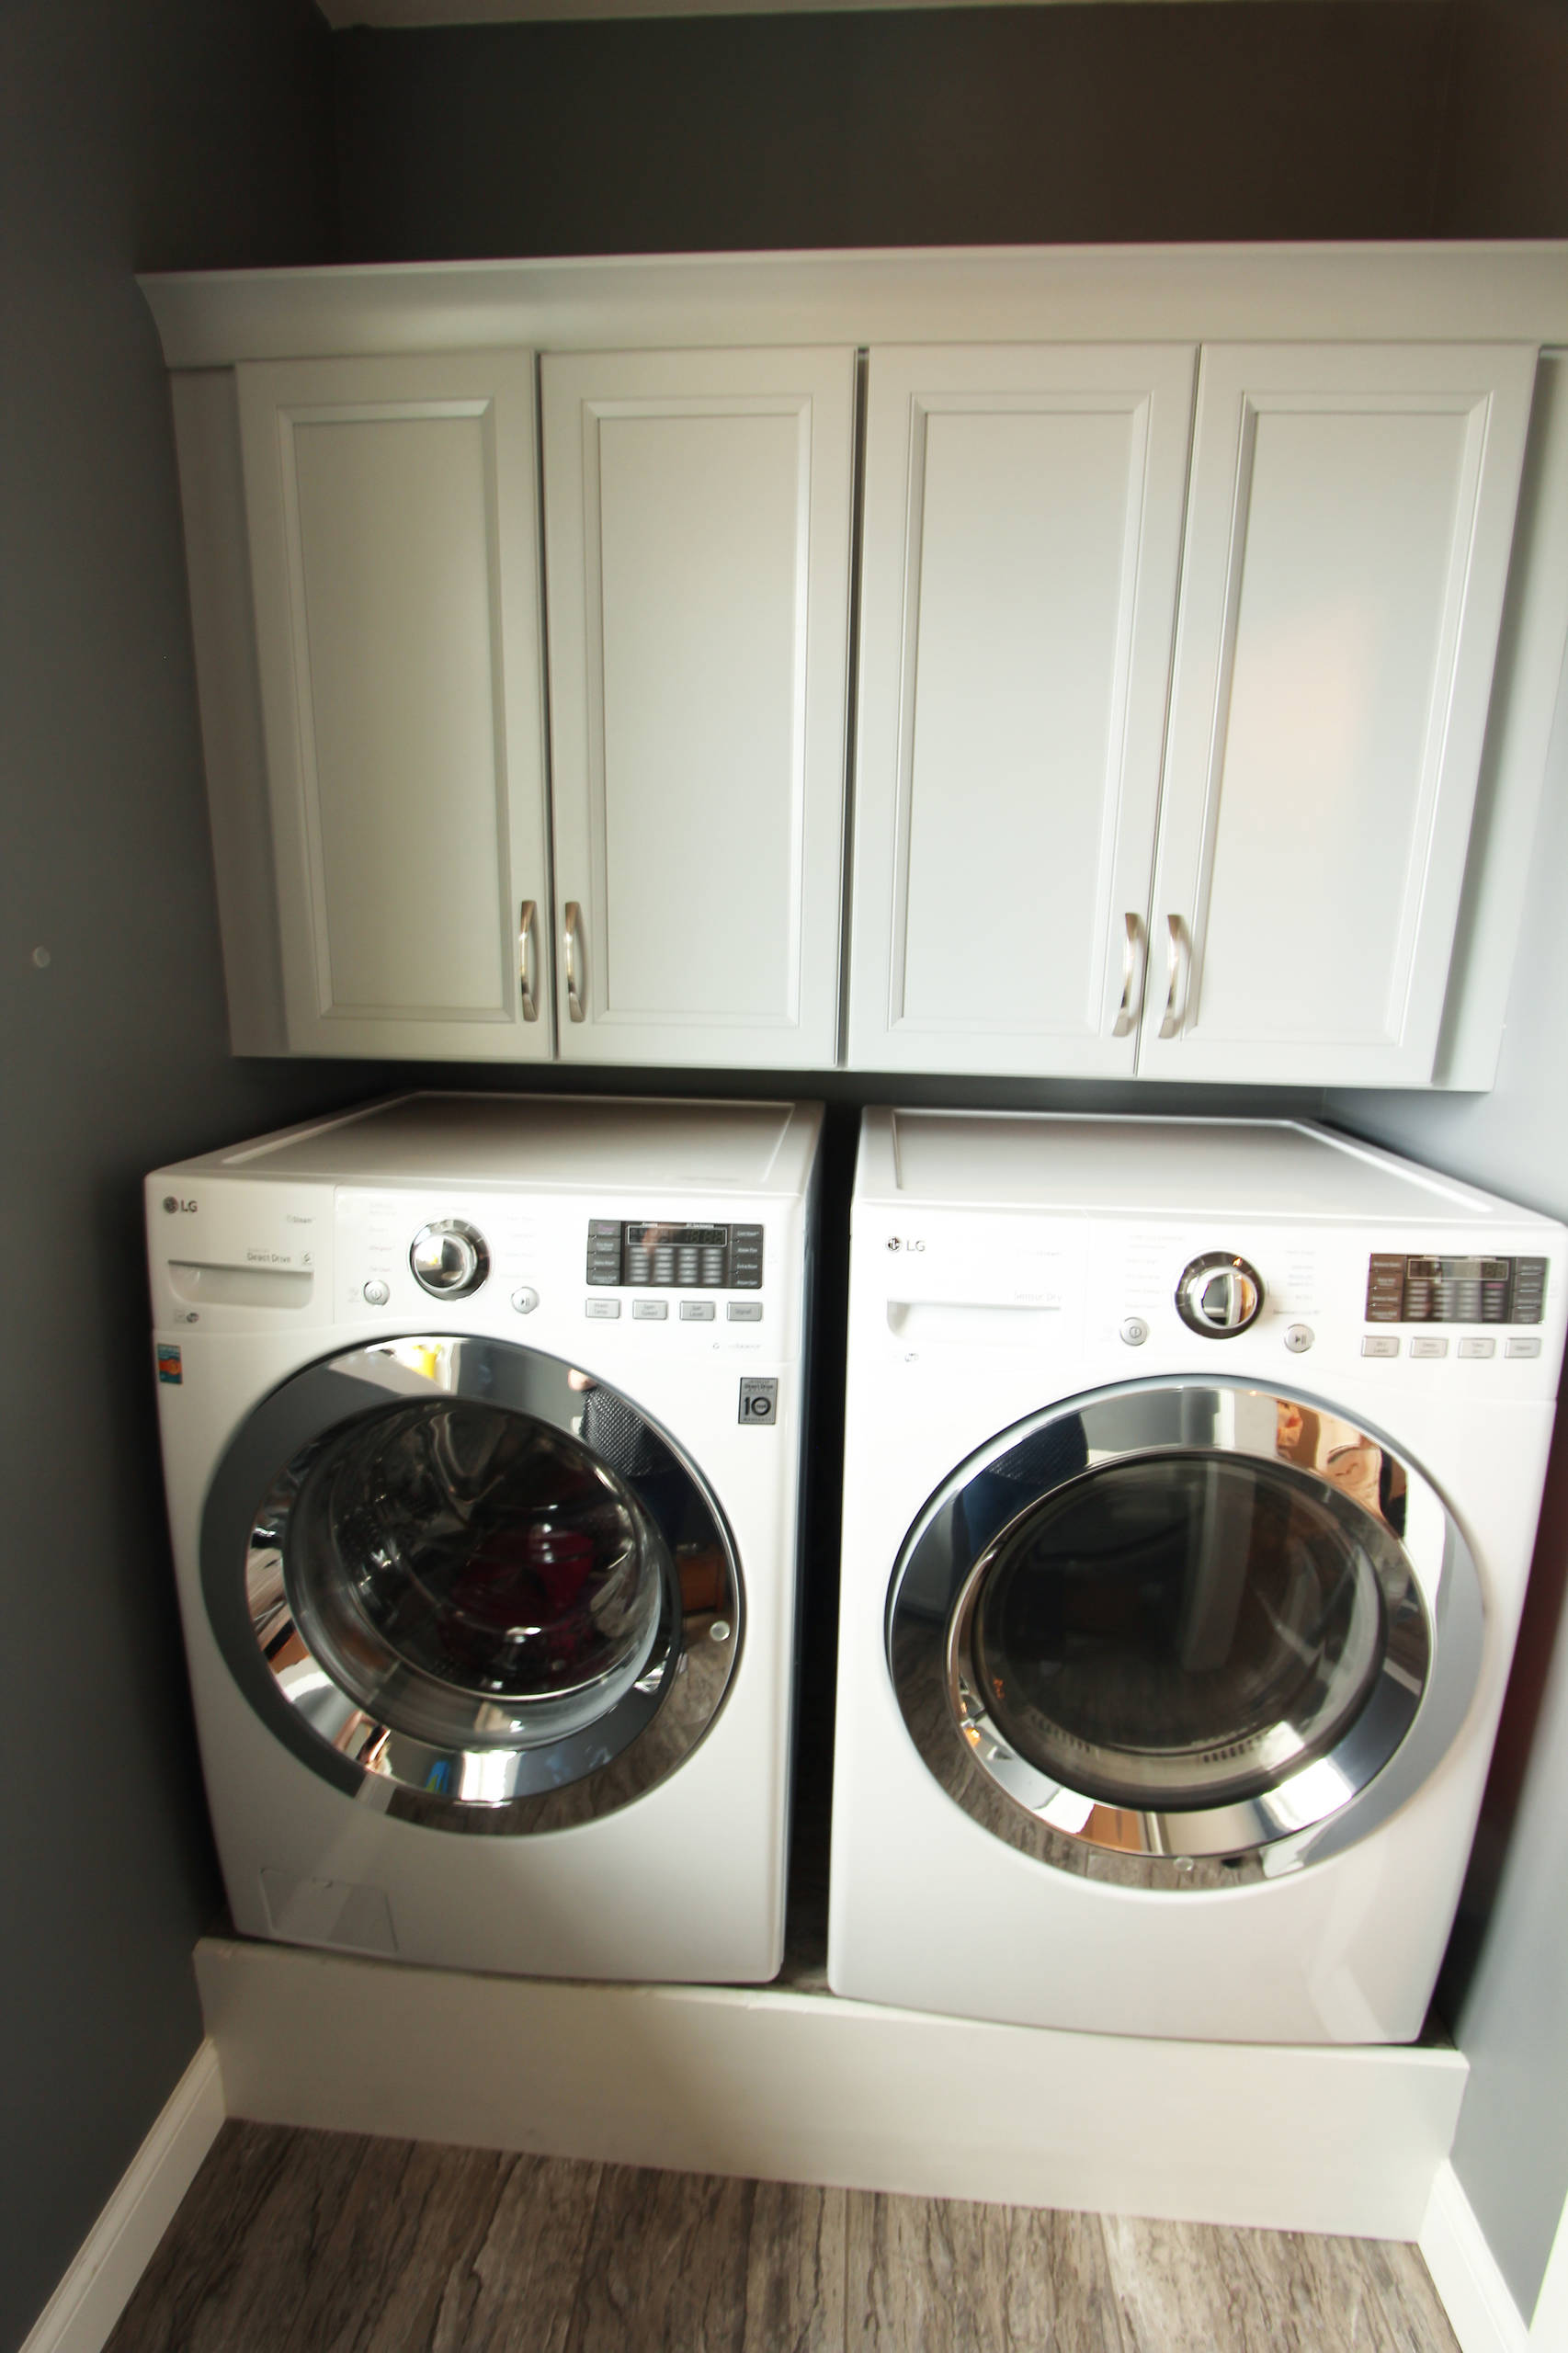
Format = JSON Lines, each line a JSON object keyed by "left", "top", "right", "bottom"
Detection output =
{"left": 106, "top": 2121, "right": 1460, "bottom": 2352}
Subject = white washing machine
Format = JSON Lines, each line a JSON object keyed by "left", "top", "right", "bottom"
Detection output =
{"left": 148, "top": 1091, "right": 821, "bottom": 1984}
{"left": 830, "top": 1110, "right": 1565, "bottom": 2044}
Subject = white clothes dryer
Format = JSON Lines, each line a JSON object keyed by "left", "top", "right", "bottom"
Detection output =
{"left": 829, "top": 1111, "right": 1564, "bottom": 2044}
{"left": 149, "top": 1092, "right": 820, "bottom": 1984}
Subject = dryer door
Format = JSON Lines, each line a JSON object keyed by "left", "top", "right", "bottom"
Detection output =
{"left": 888, "top": 1379, "right": 1483, "bottom": 1883}
{"left": 202, "top": 1336, "right": 740, "bottom": 1833}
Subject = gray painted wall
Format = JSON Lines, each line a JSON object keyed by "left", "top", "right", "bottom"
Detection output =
{"left": 328, "top": 0, "right": 1568, "bottom": 264}
{"left": 330, "top": 0, "right": 1460, "bottom": 256}
{"left": 1329, "top": 657, "right": 1568, "bottom": 2318}
{"left": 0, "top": 6, "right": 380, "bottom": 2345}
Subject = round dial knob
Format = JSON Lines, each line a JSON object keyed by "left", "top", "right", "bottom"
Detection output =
{"left": 1175, "top": 1251, "right": 1264, "bottom": 1337}
{"left": 409, "top": 1220, "right": 490, "bottom": 1300}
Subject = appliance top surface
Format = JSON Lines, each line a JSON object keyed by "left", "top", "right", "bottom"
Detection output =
{"left": 866, "top": 1111, "right": 1556, "bottom": 1229}
{"left": 164, "top": 1093, "right": 820, "bottom": 1195}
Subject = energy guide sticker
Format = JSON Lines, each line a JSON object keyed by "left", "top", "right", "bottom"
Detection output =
{"left": 156, "top": 1345, "right": 183, "bottom": 1385}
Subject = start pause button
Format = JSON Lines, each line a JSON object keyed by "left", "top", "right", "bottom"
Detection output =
{"left": 739, "top": 1378, "right": 778, "bottom": 1426}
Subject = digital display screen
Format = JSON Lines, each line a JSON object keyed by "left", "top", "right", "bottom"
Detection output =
{"left": 626, "top": 1224, "right": 729, "bottom": 1248}
{"left": 1403, "top": 1258, "right": 1509, "bottom": 1282}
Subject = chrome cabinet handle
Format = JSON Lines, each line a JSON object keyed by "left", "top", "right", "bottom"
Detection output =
{"left": 1110, "top": 912, "right": 1146, "bottom": 1038}
{"left": 563, "top": 901, "right": 585, "bottom": 1023}
{"left": 517, "top": 900, "right": 539, "bottom": 1022}
{"left": 1158, "top": 913, "right": 1192, "bottom": 1039}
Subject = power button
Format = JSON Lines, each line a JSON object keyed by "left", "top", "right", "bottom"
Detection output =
{"left": 362, "top": 1278, "right": 390, "bottom": 1307}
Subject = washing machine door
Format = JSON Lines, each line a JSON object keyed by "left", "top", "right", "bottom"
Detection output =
{"left": 201, "top": 1336, "right": 740, "bottom": 1833}
{"left": 888, "top": 1379, "right": 1483, "bottom": 1884}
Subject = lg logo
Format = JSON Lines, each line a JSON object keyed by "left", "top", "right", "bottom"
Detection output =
{"left": 162, "top": 1196, "right": 198, "bottom": 1214}
{"left": 885, "top": 1235, "right": 926, "bottom": 1253}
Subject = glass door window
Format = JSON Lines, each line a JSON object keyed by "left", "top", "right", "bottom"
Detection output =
{"left": 888, "top": 1382, "right": 1480, "bottom": 1885}
{"left": 204, "top": 1336, "right": 741, "bottom": 1834}
{"left": 287, "top": 1402, "right": 669, "bottom": 1754}
{"left": 971, "top": 1452, "right": 1388, "bottom": 1813}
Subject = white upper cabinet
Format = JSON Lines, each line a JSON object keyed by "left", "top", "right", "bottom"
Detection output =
{"left": 151, "top": 257, "right": 1562, "bottom": 1090}
{"left": 236, "top": 353, "right": 552, "bottom": 1059}
{"left": 541, "top": 348, "right": 855, "bottom": 1068}
{"left": 847, "top": 345, "right": 1198, "bottom": 1075}
{"left": 1138, "top": 342, "right": 1537, "bottom": 1086}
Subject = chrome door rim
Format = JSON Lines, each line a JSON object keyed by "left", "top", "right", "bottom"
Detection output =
{"left": 887, "top": 1378, "right": 1483, "bottom": 1887}
{"left": 202, "top": 1335, "right": 742, "bottom": 1835}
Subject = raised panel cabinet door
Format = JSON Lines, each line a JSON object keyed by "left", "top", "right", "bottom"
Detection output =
{"left": 236, "top": 353, "right": 552, "bottom": 1059}
{"left": 1139, "top": 341, "right": 1538, "bottom": 1086}
{"left": 846, "top": 345, "right": 1198, "bottom": 1077}
{"left": 541, "top": 348, "right": 855, "bottom": 1068}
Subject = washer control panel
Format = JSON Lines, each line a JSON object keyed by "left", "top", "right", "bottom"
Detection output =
{"left": 331, "top": 1189, "right": 781, "bottom": 1346}
{"left": 586, "top": 1220, "right": 763, "bottom": 1290}
{"left": 1366, "top": 1253, "right": 1547, "bottom": 1325}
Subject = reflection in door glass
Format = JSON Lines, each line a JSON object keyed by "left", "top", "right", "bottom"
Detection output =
{"left": 971, "top": 1451, "right": 1388, "bottom": 1810}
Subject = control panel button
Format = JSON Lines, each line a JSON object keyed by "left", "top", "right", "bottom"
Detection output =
{"left": 585, "top": 1298, "right": 621, "bottom": 1320}
{"left": 632, "top": 1299, "right": 668, "bottom": 1321}
{"left": 510, "top": 1286, "right": 540, "bottom": 1315}
{"left": 680, "top": 1300, "right": 716, "bottom": 1322}
{"left": 1411, "top": 1336, "right": 1449, "bottom": 1358}
{"left": 727, "top": 1301, "right": 763, "bottom": 1323}
{"left": 1284, "top": 1323, "right": 1314, "bottom": 1354}
{"left": 1365, "top": 1252, "right": 1405, "bottom": 1322}
{"left": 1119, "top": 1316, "right": 1149, "bottom": 1347}
{"left": 732, "top": 1223, "right": 764, "bottom": 1289}
{"left": 1361, "top": 1335, "right": 1400, "bottom": 1358}
{"left": 362, "top": 1278, "right": 390, "bottom": 1307}
{"left": 1459, "top": 1337, "right": 1496, "bottom": 1358}
{"left": 1514, "top": 1257, "right": 1548, "bottom": 1322}
{"left": 1506, "top": 1336, "right": 1543, "bottom": 1358}
{"left": 585, "top": 1217, "right": 621, "bottom": 1286}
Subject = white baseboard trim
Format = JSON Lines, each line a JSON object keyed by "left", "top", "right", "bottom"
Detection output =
{"left": 197, "top": 1934, "right": 1464, "bottom": 2243}
{"left": 1419, "top": 2160, "right": 1531, "bottom": 2353}
{"left": 18, "top": 2041, "right": 226, "bottom": 2353}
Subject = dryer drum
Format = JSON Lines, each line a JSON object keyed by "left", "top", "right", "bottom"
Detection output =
{"left": 201, "top": 1336, "right": 743, "bottom": 1835}
{"left": 887, "top": 1379, "right": 1483, "bottom": 1887}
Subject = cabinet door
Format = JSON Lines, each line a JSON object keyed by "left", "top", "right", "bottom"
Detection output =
{"left": 541, "top": 348, "right": 854, "bottom": 1068}
{"left": 846, "top": 346, "right": 1197, "bottom": 1076}
{"left": 1139, "top": 342, "right": 1537, "bottom": 1086}
{"left": 236, "top": 354, "right": 551, "bottom": 1060}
